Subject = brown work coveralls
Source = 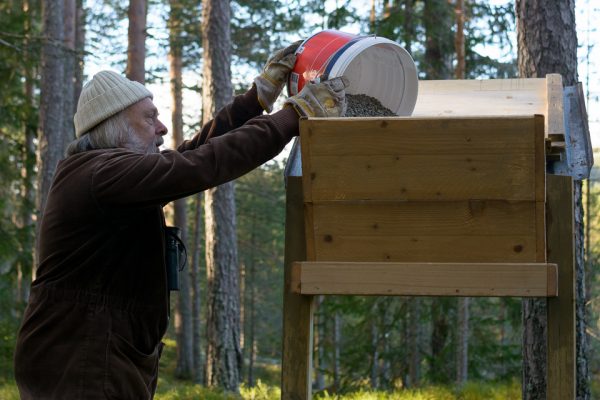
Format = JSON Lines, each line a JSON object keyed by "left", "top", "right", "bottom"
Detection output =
{"left": 14, "top": 86, "right": 298, "bottom": 399}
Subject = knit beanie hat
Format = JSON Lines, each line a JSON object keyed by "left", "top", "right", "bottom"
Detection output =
{"left": 73, "top": 70, "right": 153, "bottom": 137}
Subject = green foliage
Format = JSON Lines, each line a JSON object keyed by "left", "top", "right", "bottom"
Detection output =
{"left": 236, "top": 162, "right": 286, "bottom": 369}
{"left": 0, "top": 0, "right": 38, "bottom": 320}
{"left": 240, "top": 380, "right": 281, "bottom": 399}
{"left": 584, "top": 172, "right": 600, "bottom": 398}
{"left": 369, "top": 0, "right": 517, "bottom": 79}
{"left": 0, "top": 380, "right": 19, "bottom": 400}
{"left": 312, "top": 380, "right": 520, "bottom": 400}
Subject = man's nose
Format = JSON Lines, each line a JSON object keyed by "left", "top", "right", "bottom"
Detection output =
{"left": 156, "top": 119, "right": 168, "bottom": 136}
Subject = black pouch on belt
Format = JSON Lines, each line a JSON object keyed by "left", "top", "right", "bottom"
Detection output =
{"left": 164, "top": 226, "right": 187, "bottom": 291}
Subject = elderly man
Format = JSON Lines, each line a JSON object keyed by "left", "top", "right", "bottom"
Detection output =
{"left": 14, "top": 42, "right": 347, "bottom": 399}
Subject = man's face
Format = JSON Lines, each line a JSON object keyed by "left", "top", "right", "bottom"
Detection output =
{"left": 125, "top": 98, "right": 168, "bottom": 154}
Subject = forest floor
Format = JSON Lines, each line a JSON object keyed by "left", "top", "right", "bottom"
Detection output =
{"left": 0, "top": 335, "right": 533, "bottom": 400}
{"left": 154, "top": 338, "right": 524, "bottom": 399}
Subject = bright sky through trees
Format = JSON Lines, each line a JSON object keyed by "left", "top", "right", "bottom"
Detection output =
{"left": 84, "top": 0, "right": 600, "bottom": 151}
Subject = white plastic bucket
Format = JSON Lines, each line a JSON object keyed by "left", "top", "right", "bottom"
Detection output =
{"left": 288, "top": 30, "right": 418, "bottom": 116}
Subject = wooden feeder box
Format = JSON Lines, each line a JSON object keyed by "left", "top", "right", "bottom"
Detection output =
{"left": 281, "top": 75, "right": 591, "bottom": 400}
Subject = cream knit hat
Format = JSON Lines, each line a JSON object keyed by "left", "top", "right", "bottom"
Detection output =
{"left": 73, "top": 71, "right": 153, "bottom": 137}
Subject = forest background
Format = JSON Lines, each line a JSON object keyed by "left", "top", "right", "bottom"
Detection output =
{"left": 1, "top": 0, "right": 599, "bottom": 399}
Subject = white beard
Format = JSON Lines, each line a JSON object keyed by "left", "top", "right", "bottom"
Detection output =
{"left": 126, "top": 133, "right": 163, "bottom": 154}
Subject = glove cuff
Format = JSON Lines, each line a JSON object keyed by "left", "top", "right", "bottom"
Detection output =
{"left": 254, "top": 75, "right": 281, "bottom": 113}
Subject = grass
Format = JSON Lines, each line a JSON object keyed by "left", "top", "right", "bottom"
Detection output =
{"left": 0, "top": 336, "right": 561, "bottom": 399}
{"left": 154, "top": 338, "right": 522, "bottom": 399}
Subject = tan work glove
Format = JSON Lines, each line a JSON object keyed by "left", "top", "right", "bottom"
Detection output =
{"left": 284, "top": 76, "right": 349, "bottom": 118}
{"left": 254, "top": 41, "right": 302, "bottom": 113}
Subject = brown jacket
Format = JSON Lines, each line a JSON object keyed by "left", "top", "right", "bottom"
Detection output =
{"left": 14, "top": 86, "right": 298, "bottom": 399}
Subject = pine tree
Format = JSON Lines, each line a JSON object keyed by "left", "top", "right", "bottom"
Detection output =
{"left": 201, "top": 0, "right": 241, "bottom": 391}
{"left": 126, "top": 0, "right": 147, "bottom": 83}
{"left": 516, "top": 1, "right": 584, "bottom": 398}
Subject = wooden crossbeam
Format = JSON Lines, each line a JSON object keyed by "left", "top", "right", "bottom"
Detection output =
{"left": 292, "top": 261, "right": 557, "bottom": 297}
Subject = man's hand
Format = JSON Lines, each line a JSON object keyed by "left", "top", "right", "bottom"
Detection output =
{"left": 254, "top": 41, "right": 302, "bottom": 113}
{"left": 284, "top": 76, "right": 349, "bottom": 118}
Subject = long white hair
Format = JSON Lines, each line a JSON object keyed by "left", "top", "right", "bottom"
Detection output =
{"left": 65, "top": 111, "right": 134, "bottom": 156}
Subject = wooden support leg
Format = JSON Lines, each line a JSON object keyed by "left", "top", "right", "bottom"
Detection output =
{"left": 282, "top": 177, "right": 313, "bottom": 400}
{"left": 546, "top": 175, "right": 576, "bottom": 399}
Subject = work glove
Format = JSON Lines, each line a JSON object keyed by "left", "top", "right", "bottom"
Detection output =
{"left": 254, "top": 41, "right": 303, "bottom": 113}
{"left": 284, "top": 76, "right": 349, "bottom": 118}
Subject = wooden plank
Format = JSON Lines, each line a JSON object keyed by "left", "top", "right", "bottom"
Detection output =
{"left": 545, "top": 74, "right": 565, "bottom": 137}
{"left": 299, "top": 119, "right": 313, "bottom": 203}
{"left": 534, "top": 115, "right": 547, "bottom": 263}
{"left": 546, "top": 174, "right": 576, "bottom": 399}
{"left": 291, "top": 261, "right": 558, "bottom": 297}
{"left": 307, "top": 153, "right": 536, "bottom": 201}
{"left": 302, "top": 117, "right": 537, "bottom": 156}
{"left": 413, "top": 78, "right": 547, "bottom": 119}
{"left": 310, "top": 233, "right": 539, "bottom": 263}
{"left": 536, "top": 201, "right": 546, "bottom": 263}
{"left": 304, "top": 203, "right": 316, "bottom": 261}
{"left": 281, "top": 177, "right": 313, "bottom": 400}
{"left": 310, "top": 201, "right": 536, "bottom": 237}
{"left": 300, "top": 117, "right": 542, "bottom": 202}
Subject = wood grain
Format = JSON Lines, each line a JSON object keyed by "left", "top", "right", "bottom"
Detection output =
{"left": 546, "top": 174, "right": 575, "bottom": 399}
{"left": 292, "top": 261, "right": 558, "bottom": 297}
{"left": 545, "top": 74, "right": 565, "bottom": 137}
{"left": 281, "top": 177, "right": 313, "bottom": 400}
{"left": 300, "top": 117, "right": 542, "bottom": 202}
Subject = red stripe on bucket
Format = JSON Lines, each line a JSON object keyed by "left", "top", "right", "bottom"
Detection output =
{"left": 288, "top": 30, "right": 357, "bottom": 96}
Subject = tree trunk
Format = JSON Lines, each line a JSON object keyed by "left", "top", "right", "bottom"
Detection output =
{"left": 202, "top": 1, "right": 238, "bottom": 390}
{"left": 313, "top": 295, "right": 326, "bottom": 391}
{"left": 126, "top": 0, "right": 146, "bottom": 83}
{"left": 408, "top": 298, "right": 421, "bottom": 387}
{"left": 516, "top": 1, "right": 586, "bottom": 398}
{"left": 333, "top": 311, "right": 341, "bottom": 390}
{"left": 430, "top": 299, "right": 451, "bottom": 383}
{"left": 423, "top": 0, "right": 453, "bottom": 79}
{"left": 204, "top": 184, "right": 241, "bottom": 391}
{"left": 454, "top": 1, "right": 468, "bottom": 385}
{"left": 247, "top": 257, "right": 256, "bottom": 387}
{"left": 243, "top": 216, "right": 257, "bottom": 387}
{"left": 403, "top": 0, "right": 414, "bottom": 54}
{"left": 191, "top": 193, "right": 204, "bottom": 383}
{"left": 74, "top": 0, "right": 85, "bottom": 103}
{"left": 381, "top": 303, "right": 391, "bottom": 388}
{"left": 169, "top": 8, "right": 193, "bottom": 377}
{"left": 62, "top": 0, "right": 76, "bottom": 144}
{"left": 456, "top": 297, "right": 469, "bottom": 385}
{"left": 370, "top": 304, "right": 379, "bottom": 389}
{"left": 369, "top": 0, "right": 376, "bottom": 32}
{"left": 19, "top": 0, "right": 37, "bottom": 305}
{"left": 35, "top": 0, "right": 65, "bottom": 279}
{"left": 454, "top": 0, "right": 465, "bottom": 79}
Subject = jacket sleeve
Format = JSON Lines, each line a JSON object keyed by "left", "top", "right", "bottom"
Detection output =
{"left": 177, "top": 85, "right": 265, "bottom": 152}
{"left": 91, "top": 107, "right": 299, "bottom": 208}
